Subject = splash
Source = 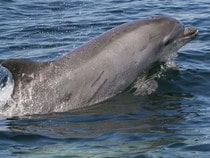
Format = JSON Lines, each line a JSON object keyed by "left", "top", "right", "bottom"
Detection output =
{"left": 131, "top": 53, "right": 178, "bottom": 96}
{"left": 0, "top": 65, "right": 14, "bottom": 109}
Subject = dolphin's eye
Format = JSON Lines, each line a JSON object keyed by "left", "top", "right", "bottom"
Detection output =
{"left": 163, "top": 36, "right": 173, "bottom": 46}
{"left": 164, "top": 39, "right": 172, "bottom": 46}
{"left": 163, "top": 34, "right": 173, "bottom": 46}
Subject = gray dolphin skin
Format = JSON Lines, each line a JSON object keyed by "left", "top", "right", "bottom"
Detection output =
{"left": 1, "top": 16, "right": 198, "bottom": 117}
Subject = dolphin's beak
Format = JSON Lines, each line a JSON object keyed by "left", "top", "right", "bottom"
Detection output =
{"left": 183, "top": 27, "right": 198, "bottom": 39}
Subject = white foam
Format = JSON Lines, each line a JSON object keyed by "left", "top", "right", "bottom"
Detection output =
{"left": 132, "top": 54, "right": 178, "bottom": 96}
{"left": 0, "top": 66, "right": 14, "bottom": 109}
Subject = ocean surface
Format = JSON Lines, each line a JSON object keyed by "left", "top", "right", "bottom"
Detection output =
{"left": 0, "top": 0, "right": 209, "bottom": 157}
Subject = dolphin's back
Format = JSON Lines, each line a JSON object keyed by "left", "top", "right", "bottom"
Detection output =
{"left": 55, "top": 18, "right": 153, "bottom": 68}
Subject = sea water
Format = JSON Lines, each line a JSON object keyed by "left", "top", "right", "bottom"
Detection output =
{"left": 0, "top": 0, "right": 210, "bottom": 157}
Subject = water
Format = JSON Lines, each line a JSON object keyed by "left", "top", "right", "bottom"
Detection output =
{"left": 0, "top": 0, "right": 209, "bottom": 157}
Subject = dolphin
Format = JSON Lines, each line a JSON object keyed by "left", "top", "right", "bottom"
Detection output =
{"left": 0, "top": 16, "right": 198, "bottom": 117}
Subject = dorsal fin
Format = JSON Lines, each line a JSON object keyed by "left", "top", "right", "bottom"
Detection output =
{"left": 1, "top": 59, "right": 49, "bottom": 89}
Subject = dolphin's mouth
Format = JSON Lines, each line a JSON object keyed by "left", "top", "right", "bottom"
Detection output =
{"left": 183, "top": 27, "right": 198, "bottom": 39}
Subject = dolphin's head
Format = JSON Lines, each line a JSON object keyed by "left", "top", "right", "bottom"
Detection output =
{"left": 147, "top": 16, "right": 198, "bottom": 61}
